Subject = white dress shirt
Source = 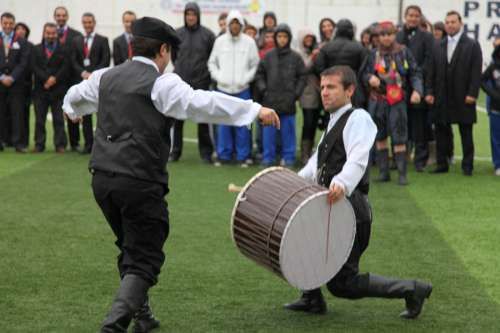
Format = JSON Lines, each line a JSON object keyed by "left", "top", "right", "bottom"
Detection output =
{"left": 63, "top": 56, "right": 262, "bottom": 126}
{"left": 447, "top": 30, "right": 463, "bottom": 63}
{"left": 84, "top": 32, "right": 95, "bottom": 53}
{"left": 298, "top": 103, "right": 377, "bottom": 196}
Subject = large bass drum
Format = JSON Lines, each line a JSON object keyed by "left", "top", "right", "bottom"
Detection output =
{"left": 231, "top": 167, "right": 356, "bottom": 290}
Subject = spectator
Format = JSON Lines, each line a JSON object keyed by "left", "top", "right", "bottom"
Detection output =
{"left": 295, "top": 27, "right": 321, "bottom": 164}
{"left": 257, "top": 11, "right": 277, "bottom": 48}
{"left": 112, "top": 10, "right": 136, "bottom": 66}
{"left": 0, "top": 12, "right": 30, "bottom": 152}
{"left": 217, "top": 12, "right": 228, "bottom": 36}
{"left": 433, "top": 21, "right": 446, "bottom": 40}
{"left": 31, "top": 22, "right": 69, "bottom": 153}
{"left": 53, "top": 6, "right": 84, "bottom": 152}
{"left": 14, "top": 22, "right": 32, "bottom": 149}
{"left": 71, "top": 12, "right": 110, "bottom": 154}
{"left": 480, "top": 37, "right": 500, "bottom": 176}
{"left": 256, "top": 23, "right": 306, "bottom": 167}
{"left": 360, "top": 28, "right": 372, "bottom": 49}
{"left": 172, "top": 2, "right": 216, "bottom": 163}
{"left": 244, "top": 24, "right": 258, "bottom": 39}
{"left": 208, "top": 10, "right": 259, "bottom": 167}
{"left": 318, "top": 18, "right": 335, "bottom": 46}
{"left": 361, "top": 21, "right": 423, "bottom": 185}
{"left": 425, "top": 11, "right": 482, "bottom": 176}
{"left": 396, "top": 5, "right": 435, "bottom": 172}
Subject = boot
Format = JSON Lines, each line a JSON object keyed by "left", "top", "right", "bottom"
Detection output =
{"left": 376, "top": 149, "right": 391, "bottom": 182}
{"left": 426, "top": 141, "right": 437, "bottom": 167}
{"left": 284, "top": 289, "right": 327, "bottom": 314}
{"left": 395, "top": 152, "right": 408, "bottom": 185}
{"left": 300, "top": 139, "right": 313, "bottom": 165}
{"left": 101, "top": 274, "right": 150, "bottom": 333}
{"left": 365, "top": 274, "right": 432, "bottom": 319}
{"left": 132, "top": 296, "right": 160, "bottom": 333}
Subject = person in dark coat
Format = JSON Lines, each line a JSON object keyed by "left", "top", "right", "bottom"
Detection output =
{"left": 315, "top": 19, "right": 369, "bottom": 108}
{"left": 360, "top": 21, "right": 423, "bottom": 185}
{"left": 112, "top": 11, "right": 136, "bottom": 66}
{"left": 54, "top": 6, "right": 84, "bottom": 152}
{"left": 0, "top": 12, "right": 30, "bottom": 152}
{"left": 71, "top": 12, "right": 110, "bottom": 154}
{"left": 480, "top": 39, "right": 500, "bottom": 176}
{"left": 425, "top": 11, "right": 482, "bottom": 175}
{"left": 257, "top": 11, "right": 277, "bottom": 49}
{"left": 14, "top": 22, "right": 33, "bottom": 148}
{"left": 396, "top": 5, "right": 435, "bottom": 172}
{"left": 31, "top": 23, "right": 70, "bottom": 153}
{"left": 172, "top": 2, "right": 216, "bottom": 163}
{"left": 256, "top": 23, "right": 306, "bottom": 166}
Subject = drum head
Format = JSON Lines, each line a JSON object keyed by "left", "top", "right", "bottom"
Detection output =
{"left": 280, "top": 193, "right": 356, "bottom": 290}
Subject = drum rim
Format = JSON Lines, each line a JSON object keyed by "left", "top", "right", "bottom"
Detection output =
{"left": 279, "top": 193, "right": 356, "bottom": 289}
{"left": 230, "top": 166, "right": 286, "bottom": 248}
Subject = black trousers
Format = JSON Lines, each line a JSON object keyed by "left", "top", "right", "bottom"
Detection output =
{"left": 171, "top": 119, "right": 214, "bottom": 160}
{"left": 409, "top": 105, "right": 432, "bottom": 168}
{"left": 22, "top": 88, "right": 31, "bottom": 147}
{"left": 301, "top": 108, "right": 320, "bottom": 142}
{"left": 92, "top": 172, "right": 170, "bottom": 285}
{"left": 34, "top": 93, "right": 67, "bottom": 150}
{"left": 66, "top": 114, "right": 93, "bottom": 149}
{"left": 435, "top": 122, "right": 474, "bottom": 171}
{"left": 0, "top": 88, "right": 26, "bottom": 148}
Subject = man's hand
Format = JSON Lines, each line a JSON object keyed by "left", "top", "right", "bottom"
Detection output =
{"left": 410, "top": 90, "right": 421, "bottom": 104}
{"left": 465, "top": 96, "right": 476, "bottom": 104}
{"left": 258, "top": 107, "right": 280, "bottom": 129}
{"left": 368, "top": 75, "right": 380, "bottom": 89}
{"left": 44, "top": 76, "right": 57, "bottom": 90}
{"left": 327, "top": 182, "right": 345, "bottom": 205}
{"left": 425, "top": 95, "right": 435, "bottom": 105}
{"left": 71, "top": 116, "right": 83, "bottom": 124}
{"left": 1, "top": 76, "right": 14, "bottom": 87}
{"left": 81, "top": 71, "right": 91, "bottom": 80}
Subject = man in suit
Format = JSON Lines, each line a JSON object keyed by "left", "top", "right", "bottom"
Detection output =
{"left": 0, "top": 12, "right": 30, "bottom": 153}
{"left": 112, "top": 11, "right": 136, "bottom": 66}
{"left": 32, "top": 23, "right": 70, "bottom": 153}
{"left": 54, "top": 6, "right": 83, "bottom": 152}
{"left": 425, "top": 11, "right": 482, "bottom": 175}
{"left": 396, "top": 5, "right": 435, "bottom": 172}
{"left": 71, "top": 12, "right": 110, "bottom": 154}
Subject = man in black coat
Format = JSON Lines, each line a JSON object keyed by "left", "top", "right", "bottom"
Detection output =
{"left": 396, "top": 5, "right": 435, "bottom": 171}
{"left": 0, "top": 12, "right": 30, "bottom": 152}
{"left": 71, "top": 12, "right": 110, "bottom": 154}
{"left": 425, "top": 11, "right": 482, "bottom": 175}
{"left": 112, "top": 11, "right": 136, "bottom": 66}
{"left": 32, "top": 23, "right": 70, "bottom": 153}
{"left": 54, "top": 6, "right": 84, "bottom": 152}
{"left": 314, "top": 19, "right": 369, "bottom": 107}
{"left": 172, "top": 2, "right": 216, "bottom": 163}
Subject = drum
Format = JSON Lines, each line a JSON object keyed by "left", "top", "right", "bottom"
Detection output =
{"left": 230, "top": 167, "right": 356, "bottom": 290}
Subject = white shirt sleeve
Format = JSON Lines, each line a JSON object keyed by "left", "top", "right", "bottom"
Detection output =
{"left": 151, "top": 73, "right": 261, "bottom": 126}
{"left": 62, "top": 67, "right": 110, "bottom": 120}
{"left": 298, "top": 132, "right": 324, "bottom": 181}
{"left": 330, "top": 109, "right": 377, "bottom": 196}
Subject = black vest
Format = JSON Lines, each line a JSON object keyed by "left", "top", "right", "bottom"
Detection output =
{"left": 316, "top": 109, "right": 370, "bottom": 195}
{"left": 89, "top": 61, "right": 173, "bottom": 185}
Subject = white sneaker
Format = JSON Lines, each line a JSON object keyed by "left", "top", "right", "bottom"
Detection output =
{"left": 495, "top": 168, "right": 500, "bottom": 176}
{"left": 240, "top": 163, "right": 249, "bottom": 168}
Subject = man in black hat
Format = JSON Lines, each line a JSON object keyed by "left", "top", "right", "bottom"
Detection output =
{"left": 63, "top": 16, "right": 279, "bottom": 333}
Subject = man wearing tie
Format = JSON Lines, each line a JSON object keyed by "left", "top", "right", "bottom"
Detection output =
{"left": 0, "top": 12, "right": 30, "bottom": 153}
{"left": 425, "top": 10, "right": 482, "bottom": 175}
{"left": 113, "top": 11, "right": 136, "bottom": 66}
{"left": 54, "top": 6, "right": 83, "bottom": 152}
{"left": 31, "top": 23, "right": 70, "bottom": 153}
{"left": 71, "top": 12, "right": 110, "bottom": 154}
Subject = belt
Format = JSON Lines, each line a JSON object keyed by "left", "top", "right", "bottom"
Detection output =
{"left": 90, "top": 168, "right": 117, "bottom": 177}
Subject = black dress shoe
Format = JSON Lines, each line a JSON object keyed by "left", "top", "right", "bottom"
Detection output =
{"left": 284, "top": 289, "right": 327, "bottom": 314}
{"left": 430, "top": 166, "right": 449, "bottom": 174}
{"left": 400, "top": 282, "right": 432, "bottom": 319}
{"left": 462, "top": 169, "right": 473, "bottom": 176}
{"left": 168, "top": 155, "right": 180, "bottom": 162}
{"left": 15, "top": 147, "right": 28, "bottom": 154}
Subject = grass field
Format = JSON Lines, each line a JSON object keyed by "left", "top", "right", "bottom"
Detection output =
{"left": 1, "top": 108, "right": 499, "bottom": 332}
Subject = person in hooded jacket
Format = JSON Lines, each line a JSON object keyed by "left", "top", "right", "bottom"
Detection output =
{"left": 481, "top": 38, "right": 500, "bottom": 176}
{"left": 257, "top": 11, "right": 277, "bottom": 49}
{"left": 318, "top": 17, "right": 335, "bottom": 47}
{"left": 295, "top": 27, "right": 321, "bottom": 164}
{"left": 256, "top": 23, "right": 307, "bottom": 166}
{"left": 208, "top": 10, "right": 260, "bottom": 167}
{"left": 171, "top": 2, "right": 216, "bottom": 163}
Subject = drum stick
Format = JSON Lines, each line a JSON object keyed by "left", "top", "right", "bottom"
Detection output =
{"left": 228, "top": 183, "right": 243, "bottom": 193}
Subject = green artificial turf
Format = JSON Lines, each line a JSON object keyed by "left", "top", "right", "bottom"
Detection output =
{"left": 0, "top": 108, "right": 499, "bottom": 332}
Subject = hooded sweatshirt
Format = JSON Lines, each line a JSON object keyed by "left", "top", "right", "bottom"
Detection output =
{"left": 481, "top": 45, "right": 500, "bottom": 110}
{"left": 208, "top": 10, "right": 260, "bottom": 94}
{"left": 294, "top": 28, "right": 321, "bottom": 109}
{"left": 174, "top": 2, "right": 216, "bottom": 89}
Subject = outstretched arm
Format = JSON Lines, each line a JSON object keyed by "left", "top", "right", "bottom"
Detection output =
{"left": 152, "top": 73, "right": 279, "bottom": 128}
